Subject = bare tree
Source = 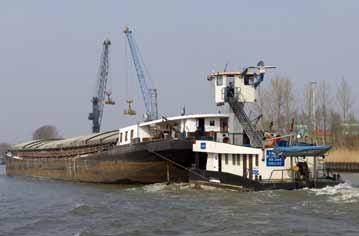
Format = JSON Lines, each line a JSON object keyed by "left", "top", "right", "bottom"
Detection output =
{"left": 317, "top": 80, "right": 331, "bottom": 143}
{"left": 256, "top": 86, "right": 271, "bottom": 130}
{"left": 329, "top": 110, "right": 342, "bottom": 146}
{"left": 260, "top": 75, "right": 295, "bottom": 132}
{"left": 336, "top": 77, "right": 355, "bottom": 121}
{"left": 282, "top": 77, "right": 295, "bottom": 131}
{"left": 32, "top": 125, "right": 60, "bottom": 140}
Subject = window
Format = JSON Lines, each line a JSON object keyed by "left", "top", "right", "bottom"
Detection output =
{"left": 125, "top": 131, "right": 128, "bottom": 142}
{"left": 209, "top": 120, "right": 215, "bottom": 126}
{"left": 130, "top": 130, "right": 134, "bottom": 139}
{"left": 120, "top": 133, "right": 123, "bottom": 142}
{"left": 232, "top": 155, "right": 235, "bottom": 165}
{"left": 255, "top": 154, "right": 259, "bottom": 166}
{"left": 225, "top": 154, "right": 228, "bottom": 164}
{"left": 216, "top": 77, "right": 223, "bottom": 86}
{"left": 237, "top": 154, "right": 241, "bottom": 166}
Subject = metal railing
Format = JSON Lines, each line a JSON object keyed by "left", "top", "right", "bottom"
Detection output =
{"left": 262, "top": 169, "right": 295, "bottom": 183}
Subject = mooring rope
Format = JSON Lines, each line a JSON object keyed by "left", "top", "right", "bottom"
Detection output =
{"left": 148, "top": 151, "right": 209, "bottom": 181}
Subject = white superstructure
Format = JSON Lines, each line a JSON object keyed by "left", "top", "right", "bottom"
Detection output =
{"left": 117, "top": 114, "right": 229, "bottom": 145}
{"left": 191, "top": 64, "right": 295, "bottom": 182}
{"left": 207, "top": 71, "right": 257, "bottom": 106}
{"left": 193, "top": 140, "right": 293, "bottom": 181}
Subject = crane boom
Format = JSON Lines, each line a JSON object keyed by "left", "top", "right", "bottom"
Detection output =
{"left": 124, "top": 26, "right": 158, "bottom": 121}
{"left": 88, "top": 39, "right": 111, "bottom": 133}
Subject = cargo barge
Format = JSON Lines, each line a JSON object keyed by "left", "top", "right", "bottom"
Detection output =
{"left": 4, "top": 62, "right": 343, "bottom": 189}
{"left": 4, "top": 114, "right": 227, "bottom": 183}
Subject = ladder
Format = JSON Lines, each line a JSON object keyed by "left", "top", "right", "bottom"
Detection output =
{"left": 228, "top": 97, "right": 264, "bottom": 147}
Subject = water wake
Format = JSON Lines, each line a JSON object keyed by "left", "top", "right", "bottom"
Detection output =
{"left": 142, "top": 182, "right": 194, "bottom": 192}
{"left": 143, "top": 183, "right": 169, "bottom": 192}
{"left": 309, "top": 183, "right": 359, "bottom": 203}
{"left": 74, "top": 231, "right": 97, "bottom": 236}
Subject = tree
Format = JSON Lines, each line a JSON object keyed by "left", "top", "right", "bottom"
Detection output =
{"left": 329, "top": 110, "right": 342, "bottom": 146}
{"left": 259, "top": 75, "right": 296, "bottom": 132}
{"left": 336, "top": 78, "right": 355, "bottom": 121}
{"left": 317, "top": 80, "right": 331, "bottom": 143}
{"left": 32, "top": 125, "right": 60, "bottom": 140}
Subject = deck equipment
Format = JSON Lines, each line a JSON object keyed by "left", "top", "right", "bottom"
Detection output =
{"left": 123, "top": 100, "right": 136, "bottom": 115}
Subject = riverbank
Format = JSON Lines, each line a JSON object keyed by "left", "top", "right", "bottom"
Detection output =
{"left": 325, "top": 148, "right": 359, "bottom": 172}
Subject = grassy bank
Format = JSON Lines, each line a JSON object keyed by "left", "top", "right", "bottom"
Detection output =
{"left": 326, "top": 148, "right": 359, "bottom": 163}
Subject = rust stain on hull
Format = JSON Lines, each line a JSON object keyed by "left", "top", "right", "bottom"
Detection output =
{"left": 5, "top": 158, "right": 188, "bottom": 183}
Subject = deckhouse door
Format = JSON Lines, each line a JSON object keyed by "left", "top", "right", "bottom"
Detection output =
{"left": 213, "top": 154, "right": 218, "bottom": 171}
{"left": 218, "top": 154, "right": 222, "bottom": 172}
{"left": 243, "top": 154, "right": 247, "bottom": 178}
{"left": 248, "top": 154, "right": 253, "bottom": 180}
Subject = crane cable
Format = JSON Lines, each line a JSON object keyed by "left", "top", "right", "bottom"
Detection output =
{"left": 106, "top": 49, "right": 112, "bottom": 98}
{"left": 124, "top": 37, "right": 129, "bottom": 100}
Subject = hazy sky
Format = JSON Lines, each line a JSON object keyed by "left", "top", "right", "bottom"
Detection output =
{"left": 1, "top": 1, "right": 359, "bottom": 143}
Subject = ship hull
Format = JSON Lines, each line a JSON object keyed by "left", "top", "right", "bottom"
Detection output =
{"left": 5, "top": 139, "right": 195, "bottom": 184}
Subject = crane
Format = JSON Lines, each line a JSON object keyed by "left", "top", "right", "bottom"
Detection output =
{"left": 88, "top": 39, "right": 114, "bottom": 133}
{"left": 123, "top": 26, "right": 159, "bottom": 121}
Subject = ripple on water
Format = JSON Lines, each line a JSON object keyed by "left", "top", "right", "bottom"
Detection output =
{"left": 74, "top": 231, "right": 98, "bottom": 236}
{"left": 70, "top": 203, "right": 95, "bottom": 216}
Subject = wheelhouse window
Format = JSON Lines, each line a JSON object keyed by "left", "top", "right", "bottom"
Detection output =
{"left": 237, "top": 154, "right": 240, "bottom": 166}
{"left": 130, "top": 130, "right": 134, "bottom": 139}
{"left": 225, "top": 154, "right": 228, "bottom": 164}
{"left": 209, "top": 120, "right": 215, "bottom": 126}
{"left": 125, "top": 131, "right": 128, "bottom": 142}
{"left": 120, "top": 133, "right": 123, "bottom": 142}
{"left": 255, "top": 154, "right": 259, "bottom": 166}
{"left": 232, "top": 155, "right": 235, "bottom": 165}
{"left": 244, "top": 75, "right": 249, "bottom": 85}
{"left": 216, "top": 76, "right": 223, "bottom": 86}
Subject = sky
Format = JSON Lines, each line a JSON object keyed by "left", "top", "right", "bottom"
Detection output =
{"left": 1, "top": 0, "right": 359, "bottom": 143}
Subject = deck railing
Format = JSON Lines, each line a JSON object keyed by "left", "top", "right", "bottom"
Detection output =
{"left": 262, "top": 169, "right": 295, "bottom": 183}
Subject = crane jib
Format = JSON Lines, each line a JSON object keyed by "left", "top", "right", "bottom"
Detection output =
{"left": 88, "top": 40, "right": 111, "bottom": 133}
{"left": 124, "top": 27, "right": 159, "bottom": 121}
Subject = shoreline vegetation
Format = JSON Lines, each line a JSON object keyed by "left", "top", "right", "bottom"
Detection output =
{"left": 326, "top": 148, "right": 359, "bottom": 163}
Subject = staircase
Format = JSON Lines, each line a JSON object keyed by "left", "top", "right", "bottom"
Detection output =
{"left": 228, "top": 98, "right": 264, "bottom": 147}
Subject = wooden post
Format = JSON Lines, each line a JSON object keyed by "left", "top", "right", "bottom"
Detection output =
{"left": 166, "top": 161, "right": 170, "bottom": 184}
{"left": 313, "top": 156, "right": 317, "bottom": 187}
{"left": 195, "top": 152, "right": 200, "bottom": 169}
{"left": 290, "top": 157, "right": 294, "bottom": 180}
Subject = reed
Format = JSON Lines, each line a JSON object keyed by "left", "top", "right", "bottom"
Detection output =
{"left": 326, "top": 148, "right": 359, "bottom": 163}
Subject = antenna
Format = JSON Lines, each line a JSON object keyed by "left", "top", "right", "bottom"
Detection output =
{"left": 223, "top": 62, "right": 229, "bottom": 72}
{"left": 181, "top": 106, "right": 186, "bottom": 116}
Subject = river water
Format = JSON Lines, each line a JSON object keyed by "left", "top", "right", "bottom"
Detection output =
{"left": 1, "top": 165, "right": 359, "bottom": 236}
